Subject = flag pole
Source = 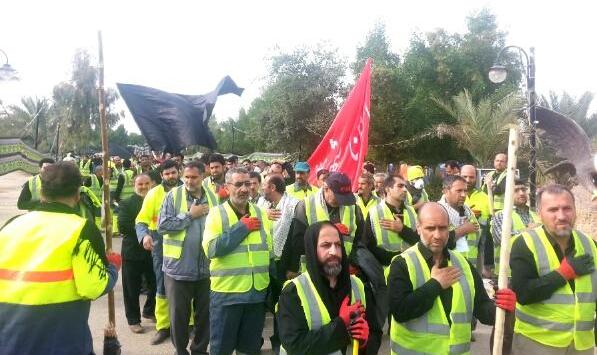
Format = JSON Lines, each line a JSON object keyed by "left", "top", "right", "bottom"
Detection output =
{"left": 98, "top": 30, "right": 121, "bottom": 354}
{"left": 492, "top": 126, "right": 519, "bottom": 355}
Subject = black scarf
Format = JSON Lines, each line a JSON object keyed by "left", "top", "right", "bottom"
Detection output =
{"left": 304, "top": 221, "right": 351, "bottom": 318}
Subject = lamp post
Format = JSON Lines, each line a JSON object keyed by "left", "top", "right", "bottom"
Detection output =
{"left": 0, "top": 49, "right": 19, "bottom": 81}
{"left": 488, "top": 46, "right": 537, "bottom": 208}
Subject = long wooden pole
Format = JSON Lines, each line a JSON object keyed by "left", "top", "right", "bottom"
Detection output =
{"left": 97, "top": 31, "right": 116, "bottom": 326}
{"left": 492, "top": 126, "right": 519, "bottom": 355}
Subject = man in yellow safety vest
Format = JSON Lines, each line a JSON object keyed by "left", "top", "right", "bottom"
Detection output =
{"left": 387, "top": 202, "right": 516, "bottom": 354}
{"left": 17, "top": 157, "right": 55, "bottom": 210}
{"left": 510, "top": 184, "right": 596, "bottom": 354}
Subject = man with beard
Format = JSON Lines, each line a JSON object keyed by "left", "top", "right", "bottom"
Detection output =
{"left": 355, "top": 172, "right": 380, "bottom": 218}
{"left": 438, "top": 175, "right": 481, "bottom": 267}
{"left": 483, "top": 153, "right": 508, "bottom": 212}
{"left": 158, "top": 161, "right": 214, "bottom": 355}
{"left": 202, "top": 153, "right": 227, "bottom": 206}
{"left": 286, "top": 161, "right": 318, "bottom": 200}
{"left": 460, "top": 164, "right": 492, "bottom": 274}
{"left": 135, "top": 159, "right": 182, "bottom": 345}
{"left": 373, "top": 173, "right": 387, "bottom": 199}
{"left": 202, "top": 167, "right": 273, "bottom": 355}
{"left": 118, "top": 174, "right": 156, "bottom": 334}
{"left": 258, "top": 173, "right": 300, "bottom": 352}
{"left": 362, "top": 175, "right": 419, "bottom": 270}
{"left": 510, "top": 185, "right": 596, "bottom": 354}
{"left": 277, "top": 222, "right": 370, "bottom": 354}
{"left": 387, "top": 202, "right": 516, "bottom": 354}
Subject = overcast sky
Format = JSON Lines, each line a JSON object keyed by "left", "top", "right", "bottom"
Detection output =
{"left": 1, "top": 0, "right": 595, "bottom": 133}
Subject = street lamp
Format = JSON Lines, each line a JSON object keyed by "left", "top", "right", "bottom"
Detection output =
{"left": 489, "top": 46, "right": 537, "bottom": 207}
{"left": 0, "top": 49, "right": 19, "bottom": 81}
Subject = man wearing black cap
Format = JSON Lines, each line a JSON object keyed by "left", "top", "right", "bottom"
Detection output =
{"left": 277, "top": 221, "right": 370, "bottom": 354}
{"left": 289, "top": 172, "right": 363, "bottom": 276}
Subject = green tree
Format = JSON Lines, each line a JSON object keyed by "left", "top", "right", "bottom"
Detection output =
{"left": 245, "top": 45, "right": 346, "bottom": 158}
{"left": 52, "top": 50, "right": 122, "bottom": 153}
{"left": 432, "top": 89, "right": 522, "bottom": 166}
{"left": 3, "top": 97, "right": 52, "bottom": 151}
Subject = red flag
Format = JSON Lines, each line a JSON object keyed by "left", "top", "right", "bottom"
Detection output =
{"left": 308, "top": 58, "right": 372, "bottom": 191}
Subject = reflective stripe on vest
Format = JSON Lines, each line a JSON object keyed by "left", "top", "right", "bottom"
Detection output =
{"left": 494, "top": 210, "right": 540, "bottom": 275}
{"left": 304, "top": 193, "right": 357, "bottom": 254}
{"left": 135, "top": 184, "right": 167, "bottom": 230}
{"left": 120, "top": 170, "right": 135, "bottom": 200}
{"left": 79, "top": 160, "right": 91, "bottom": 177}
{"left": 391, "top": 245, "right": 474, "bottom": 354}
{"left": 28, "top": 175, "right": 41, "bottom": 202}
{"left": 0, "top": 211, "right": 92, "bottom": 305}
{"left": 406, "top": 189, "right": 429, "bottom": 206}
{"left": 162, "top": 186, "right": 188, "bottom": 259}
{"left": 514, "top": 227, "right": 596, "bottom": 350}
{"left": 356, "top": 194, "right": 380, "bottom": 218}
{"left": 491, "top": 171, "right": 507, "bottom": 210}
{"left": 370, "top": 202, "right": 416, "bottom": 252}
{"left": 286, "top": 184, "right": 318, "bottom": 201}
{"left": 202, "top": 178, "right": 220, "bottom": 206}
{"left": 89, "top": 174, "right": 103, "bottom": 200}
{"left": 279, "top": 272, "right": 366, "bottom": 355}
{"left": 205, "top": 202, "right": 272, "bottom": 293}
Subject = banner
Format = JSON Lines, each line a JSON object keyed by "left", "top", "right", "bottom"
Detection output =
{"left": 308, "top": 58, "right": 372, "bottom": 191}
{"left": 117, "top": 76, "right": 243, "bottom": 153}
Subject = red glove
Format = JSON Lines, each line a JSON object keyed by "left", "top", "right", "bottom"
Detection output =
{"left": 217, "top": 186, "right": 229, "bottom": 200}
{"left": 495, "top": 288, "right": 516, "bottom": 312}
{"left": 334, "top": 223, "right": 349, "bottom": 236}
{"left": 348, "top": 316, "right": 369, "bottom": 349}
{"left": 338, "top": 296, "right": 364, "bottom": 327}
{"left": 240, "top": 215, "right": 261, "bottom": 231}
{"left": 106, "top": 252, "right": 122, "bottom": 271}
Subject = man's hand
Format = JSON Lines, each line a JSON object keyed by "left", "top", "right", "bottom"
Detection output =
{"left": 457, "top": 221, "right": 479, "bottom": 236}
{"left": 240, "top": 215, "right": 261, "bottom": 231}
{"left": 106, "top": 251, "right": 122, "bottom": 271}
{"left": 142, "top": 235, "right": 153, "bottom": 251}
{"left": 430, "top": 259, "right": 461, "bottom": 289}
{"left": 380, "top": 216, "right": 404, "bottom": 233}
{"left": 339, "top": 297, "right": 365, "bottom": 327}
{"left": 189, "top": 203, "right": 210, "bottom": 219}
{"left": 557, "top": 255, "right": 595, "bottom": 280}
{"left": 266, "top": 209, "right": 282, "bottom": 221}
{"left": 483, "top": 174, "right": 494, "bottom": 189}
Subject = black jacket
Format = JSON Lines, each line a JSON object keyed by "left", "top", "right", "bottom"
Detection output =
{"left": 388, "top": 242, "right": 496, "bottom": 325}
{"left": 118, "top": 193, "right": 151, "bottom": 261}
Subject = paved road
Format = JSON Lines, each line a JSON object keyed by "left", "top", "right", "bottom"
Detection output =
{"left": 0, "top": 171, "right": 493, "bottom": 354}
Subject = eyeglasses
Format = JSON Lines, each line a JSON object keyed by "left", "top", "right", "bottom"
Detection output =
{"left": 227, "top": 181, "right": 252, "bottom": 188}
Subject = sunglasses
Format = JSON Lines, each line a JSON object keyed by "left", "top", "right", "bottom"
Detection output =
{"left": 227, "top": 181, "right": 252, "bottom": 188}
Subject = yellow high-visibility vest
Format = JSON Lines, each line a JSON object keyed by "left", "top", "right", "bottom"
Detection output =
{"left": 391, "top": 244, "right": 475, "bottom": 354}
{"left": 202, "top": 202, "right": 272, "bottom": 293}
{"left": 0, "top": 211, "right": 107, "bottom": 305}
{"left": 279, "top": 272, "right": 366, "bottom": 355}
{"left": 514, "top": 227, "right": 596, "bottom": 350}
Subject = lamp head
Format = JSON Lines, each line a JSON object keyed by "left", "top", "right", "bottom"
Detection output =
{"left": 488, "top": 65, "right": 507, "bottom": 84}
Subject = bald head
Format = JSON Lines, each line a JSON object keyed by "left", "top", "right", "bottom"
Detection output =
{"left": 460, "top": 165, "right": 477, "bottom": 189}
{"left": 417, "top": 202, "right": 450, "bottom": 255}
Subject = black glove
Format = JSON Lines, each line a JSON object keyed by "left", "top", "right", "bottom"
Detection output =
{"left": 565, "top": 255, "right": 595, "bottom": 277}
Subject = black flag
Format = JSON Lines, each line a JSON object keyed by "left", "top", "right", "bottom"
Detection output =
{"left": 117, "top": 76, "right": 243, "bottom": 153}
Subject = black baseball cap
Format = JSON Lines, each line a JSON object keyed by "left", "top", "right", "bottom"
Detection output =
{"left": 326, "top": 172, "right": 356, "bottom": 206}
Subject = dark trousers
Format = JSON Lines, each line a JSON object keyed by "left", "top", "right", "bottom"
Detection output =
{"left": 490, "top": 310, "right": 515, "bottom": 355}
{"left": 122, "top": 257, "right": 156, "bottom": 325}
{"left": 164, "top": 275, "right": 210, "bottom": 355}
{"left": 209, "top": 301, "right": 266, "bottom": 355}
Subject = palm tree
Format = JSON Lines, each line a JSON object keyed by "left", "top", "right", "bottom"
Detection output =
{"left": 431, "top": 89, "right": 523, "bottom": 167}
{"left": 540, "top": 91, "right": 597, "bottom": 143}
{"left": 5, "top": 96, "right": 51, "bottom": 150}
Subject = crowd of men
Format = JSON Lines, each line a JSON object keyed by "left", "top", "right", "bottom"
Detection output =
{"left": 0, "top": 151, "right": 595, "bottom": 355}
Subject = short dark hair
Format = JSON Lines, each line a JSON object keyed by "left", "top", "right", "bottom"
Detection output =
{"left": 514, "top": 178, "right": 527, "bottom": 186}
{"left": 442, "top": 175, "right": 466, "bottom": 189}
{"left": 383, "top": 174, "right": 406, "bottom": 191}
{"left": 316, "top": 169, "right": 330, "bottom": 180}
{"left": 268, "top": 174, "right": 286, "bottom": 194}
{"left": 41, "top": 162, "right": 81, "bottom": 200}
{"left": 226, "top": 155, "right": 238, "bottom": 163}
{"left": 148, "top": 170, "right": 162, "bottom": 184}
{"left": 160, "top": 159, "right": 178, "bottom": 173}
{"left": 39, "top": 157, "right": 55, "bottom": 168}
{"left": 537, "top": 184, "right": 575, "bottom": 210}
{"left": 363, "top": 163, "right": 375, "bottom": 174}
{"left": 445, "top": 160, "right": 460, "bottom": 170}
{"left": 208, "top": 153, "right": 225, "bottom": 165}
{"left": 242, "top": 159, "right": 252, "bottom": 164}
{"left": 184, "top": 160, "right": 206, "bottom": 174}
{"left": 249, "top": 171, "right": 261, "bottom": 183}
{"left": 123, "top": 159, "right": 132, "bottom": 169}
